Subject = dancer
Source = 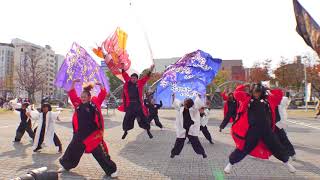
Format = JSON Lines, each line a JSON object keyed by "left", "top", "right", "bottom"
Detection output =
{"left": 58, "top": 80, "right": 117, "bottom": 178}
{"left": 13, "top": 100, "right": 35, "bottom": 142}
{"left": 145, "top": 99, "right": 163, "bottom": 129}
{"left": 224, "top": 83, "right": 296, "bottom": 173}
{"left": 199, "top": 107, "right": 214, "bottom": 144}
{"left": 30, "top": 103, "right": 62, "bottom": 153}
{"left": 170, "top": 94, "right": 207, "bottom": 158}
{"left": 118, "top": 64, "right": 155, "bottom": 139}
{"left": 275, "top": 94, "right": 296, "bottom": 160}
{"left": 219, "top": 91, "right": 238, "bottom": 132}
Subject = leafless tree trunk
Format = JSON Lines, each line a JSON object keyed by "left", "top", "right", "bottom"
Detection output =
{"left": 16, "top": 52, "right": 47, "bottom": 103}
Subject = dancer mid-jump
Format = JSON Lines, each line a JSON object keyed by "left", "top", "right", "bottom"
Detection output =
{"left": 118, "top": 64, "right": 155, "bottom": 139}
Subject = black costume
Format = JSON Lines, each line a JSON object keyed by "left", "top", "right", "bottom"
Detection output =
{"left": 219, "top": 99, "right": 237, "bottom": 130}
{"left": 275, "top": 107, "right": 296, "bottom": 157}
{"left": 59, "top": 101, "right": 117, "bottom": 176}
{"left": 14, "top": 108, "right": 34, "bottom": 142}
{"left": 229, "top": 98, "right": 289, "bottom": 164}
{"left": 199, "top": 112, "right": 213, "bottom": 144}
{"left": 145, "top": 100, "right": 163, "bottom": 129}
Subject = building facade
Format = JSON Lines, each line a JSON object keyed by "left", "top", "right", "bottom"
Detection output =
{"left": 220, "top": 60, "right": 245, "bottom": 81}
{"left": 12, "top": 38, "right": 56, "bottom": 102}
{"left": 0, "top": 43, "right": 15, "bottom": 99}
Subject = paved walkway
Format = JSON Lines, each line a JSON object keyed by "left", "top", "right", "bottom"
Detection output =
{"left": 1, "top": 109, "right": 320, "bottom": 179}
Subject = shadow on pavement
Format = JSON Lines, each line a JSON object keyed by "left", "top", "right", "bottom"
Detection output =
{"left": 59, "top": 171, "right": 86, "bottom": 180}
{"left": 17, "top": 152, "right": 60, "bottom": 172}
{"left": 294, "top": 159, "right": 320, "bottom": 176}
{"left": 0, "top": 143, "right": 32, "bottom": 159}
{"left": 295, "top": 144, "right": 320, "bottom": 155}
{"left": 118, "top": 129, "right": 303, "bottom": 180}
{"left": 56, "top": 118, "right": 121, "bottom": 130}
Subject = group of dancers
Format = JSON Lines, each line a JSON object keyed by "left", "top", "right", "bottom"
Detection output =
{"left": 12, "top": 64, "right": 297, "bottom": 178}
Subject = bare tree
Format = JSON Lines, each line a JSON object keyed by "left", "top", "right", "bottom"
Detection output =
{"left": 16, "top": 52, "right": 47, "bottom": 103}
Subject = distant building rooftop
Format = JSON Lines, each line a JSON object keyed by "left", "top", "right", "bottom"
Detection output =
{"left": 0, "top": 43, "right": 14, "bottom": 48}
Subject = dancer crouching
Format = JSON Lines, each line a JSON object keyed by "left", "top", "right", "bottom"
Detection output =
{"left": 224, "top": 83, "right": 296, "bottom": 173}
{"left": 58, "top": 79, "right": 117, "bottom": 178}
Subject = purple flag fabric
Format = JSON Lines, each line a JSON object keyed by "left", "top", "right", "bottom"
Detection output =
{"left": 55, "top": 42, "right": 109, "bottom": 96}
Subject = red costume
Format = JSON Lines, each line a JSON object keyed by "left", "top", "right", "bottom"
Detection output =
{"left": 231, "top": 84, "right": 283, "bottom": 159}
{"left": 68, "top": 88, "right": 107, "bottom": 153}
{"left": 118, "top": 70, "right": 150, "bottom": 116}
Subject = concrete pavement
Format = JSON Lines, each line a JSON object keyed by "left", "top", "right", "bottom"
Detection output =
{"left": 0, "top": 109, "right": 320, "bottom": 180}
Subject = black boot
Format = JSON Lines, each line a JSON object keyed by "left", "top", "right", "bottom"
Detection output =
{"left": 58, "top": 145, "right": 63, "bottom": 153}
{"left": 209, "top": 140, "right": 214, "bottom": 144}
{"left": 203, "top": 154, "right": 207, "bottom": 158}
{"left": 147, "top": 130, "right": 153, "bottom": 139}
{"left": 122, "top": 131, "right": 128, "bottom": 139}
{"left": 33, "top": 146, "right": 42, "bottom": 152}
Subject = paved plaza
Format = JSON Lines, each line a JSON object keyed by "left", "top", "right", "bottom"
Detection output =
{"left": 1, "top": 109, "right": 320, "bottom": 180}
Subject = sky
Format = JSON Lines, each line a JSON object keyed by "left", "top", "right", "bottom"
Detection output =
{"left": 0, "top": 0, "right": 319, "bottom": 67}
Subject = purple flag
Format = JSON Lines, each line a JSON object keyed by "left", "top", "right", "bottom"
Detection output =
{"left": 55, "top": 42, "right": 109, "bottom": 96}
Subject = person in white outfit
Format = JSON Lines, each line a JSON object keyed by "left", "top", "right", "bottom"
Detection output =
{"left": 29, "top": 103, "right": 62, "bottom": 153}
{"left": 170, "top": 94, "right": 207, "bottom": 158}
{"left": 275, "top": 94, "right": 296, "bottom": 160}
{"left": 199, "top": 107, "right": 214, "bottom": 144}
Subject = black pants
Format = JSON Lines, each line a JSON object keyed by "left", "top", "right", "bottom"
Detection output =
{"left": 200, "top": 126, "right": 212, "bottom": 142}
{"left": 148, "top": 115, "right": 163, "bottom": 129}
{"left": 123, "top": 104, "right": 150, "bottom": 131}
{"left": 34, "top": 127, "right": 62, "bottom": 148}
{"left": 275, "top": 127, "right": 296, "bottom": 157}
{"left": 171, "top": 135, "right": 206, "bottom": 156}
{"left": 59, "top": 135, "right": 117, "bottom": 176}
{"left": 219, "top": 113, "right": 235, "bottom": 130}
{"left": 229, "top": 126, "right": 289, "bottom": 164}
{"left": 14, "top": 120, "right": 35, "bottom": 141}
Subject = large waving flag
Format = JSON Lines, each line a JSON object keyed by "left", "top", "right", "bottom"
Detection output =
{"left": 154, "top": 50, "right": 222, "bottom": 108}
{"left": 55, "top": 42, "right": 109, "bottom": 96}
{"left": 293, "top": 0, "right": 320, "bottom": 56}
{"left": 93, "top": 2, "right": 154, "bottom": 81}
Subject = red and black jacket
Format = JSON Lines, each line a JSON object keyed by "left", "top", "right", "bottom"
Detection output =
{"left": 231, "top": 84, "right": 283, "bottom": 159}
{"left": 68, "top": 88, "right": 108, "bottom": 153}
{"left": 118, "top": 70, "right": 150, "bottom": 116}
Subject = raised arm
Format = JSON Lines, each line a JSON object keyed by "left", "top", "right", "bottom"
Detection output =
{"left": 233, "top": 84, "right": 250, "bottom": 103}
{"left": 68, "top": 79, "right": 82, "bottom": 108}
{"left": 95, "top": 82, "right": 107, "bottom": 106}
{"left": 221, "top": 91, "right": 228, "bottom": 101}
{"left": 139, "top": 64, "right": 155, "bottom": 86}
{"left": 268, "top": 89, "right": 283, "bottom": 107}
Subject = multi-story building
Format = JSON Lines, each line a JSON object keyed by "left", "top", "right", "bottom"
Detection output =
{"left": 220, "top": 60, "right": 245, "bottom": 81}
{"left": 0, "top": 43, "right": 15, "bottom": 99}
{"left": 153, "top": 57, "right": 180, "bottom": 73}
{"left": 101, "top": 60, "right": 109, "bottom": 72}
{"left": 12, "top": 38, "right": 56, "bottom": 102}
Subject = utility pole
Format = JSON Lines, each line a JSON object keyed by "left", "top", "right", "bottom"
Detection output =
{"left": 303, "top": 56, "right": 308, "bottom": 111}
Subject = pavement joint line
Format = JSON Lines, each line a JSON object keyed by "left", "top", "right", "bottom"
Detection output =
{"left": 287, "top": 119, "right": 320, "bottom": 130}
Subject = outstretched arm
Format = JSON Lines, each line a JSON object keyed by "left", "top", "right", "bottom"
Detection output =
{"left": 68, "top": 79, "right": 82, "bottom": 108}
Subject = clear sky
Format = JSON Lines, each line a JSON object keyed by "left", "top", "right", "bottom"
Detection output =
{"left": 0, "top": 0, "right": 319, "bottom": 67}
